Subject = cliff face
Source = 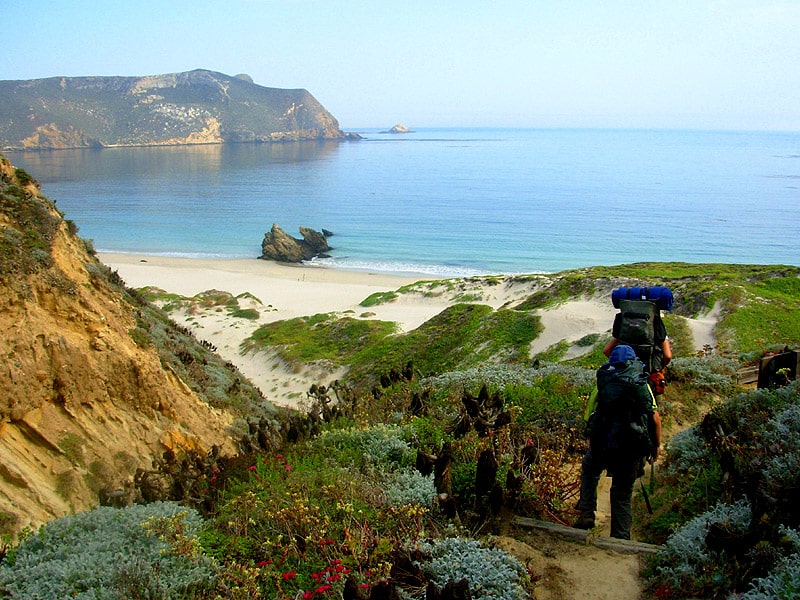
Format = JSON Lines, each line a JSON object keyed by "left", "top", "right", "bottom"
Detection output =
{"left": 0, "top": 155, "right": 271, "bottom": 538}
{"left": 0, "top": 69, "right": 346, "bottom": 150}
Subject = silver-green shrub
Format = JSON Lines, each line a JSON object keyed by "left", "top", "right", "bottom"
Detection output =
{"left": 739, "top": 526, "right": 800, "bottom": 599}
{"left": 420, "top": 363, "right": 594, "bottom": 392}
{"left": 667, "top": 356, "right": 739, "bottom": 392}
{"left": 663, "top": 427, "right": 710, "bottom": 477}
{"left": 314, "top": 423, "right": 413, "bottom": 468}
{"left": 384, "top": 469, "right": 437, "bottom": 508}
{"left": 762, "top": 404, "right": 800, "bottom": 490}
{"left": 417, "top": 537, "right": 527, "bottom": 600}
{"left": 0, "top": 502, "right": 214, "bottom": 599}
{"left": 654, "top": 498, "right": 751, "bottom": 590}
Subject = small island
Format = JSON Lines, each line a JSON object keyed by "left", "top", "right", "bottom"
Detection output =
{"left": 381, "top": 123, "right": 413, "bottom": 134}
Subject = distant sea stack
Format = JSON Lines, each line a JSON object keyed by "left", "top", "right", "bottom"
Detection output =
{"left": 381, "top": 123, "right": 412, "bottom": 134}
{"left": 260, "top": 224, "right": 332, "bottom": 263}
{"left": 0, "top": 69, "right": 348, "bottom": 150}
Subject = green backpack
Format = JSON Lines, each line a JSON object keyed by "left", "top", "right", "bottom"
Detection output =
{"left": 589, "top": 358, "right": 655, "bottom": 457}
{"left": 617, "top": 299, "right": 659, "bottom": 371}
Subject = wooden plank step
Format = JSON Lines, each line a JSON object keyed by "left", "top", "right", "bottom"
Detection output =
{"left": 512, "top": 516, "right": 663, "bottom": 555}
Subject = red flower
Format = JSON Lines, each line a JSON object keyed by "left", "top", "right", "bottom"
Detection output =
{"left": 282, "top": 571, "right": 297, "bottom": 580}
{"left": 248, "top": 465, "right": 257, "bottom": 471}
{"left": 316, "top": 584, "right": 332, "bottom": 593}
{"left": 256, "top": 560, "right": 272, "bottom": 567}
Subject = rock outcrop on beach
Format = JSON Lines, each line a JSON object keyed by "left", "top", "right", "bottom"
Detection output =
{"left": 259, "top": 223, "right": 332, "bottom": 263}
{"left": 0, "top": 155, "right": 275, "bottom": 538}
{"left": 0, "top": 69, "right": 347, "bottom": 150}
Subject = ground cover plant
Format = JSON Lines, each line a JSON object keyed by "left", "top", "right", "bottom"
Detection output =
{"left": 1, "top": 259, "right": 799, "bottom": 598}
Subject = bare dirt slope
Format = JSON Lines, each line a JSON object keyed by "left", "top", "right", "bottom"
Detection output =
{"left": 0, "top": 157, "right": 242, "bottom": 539}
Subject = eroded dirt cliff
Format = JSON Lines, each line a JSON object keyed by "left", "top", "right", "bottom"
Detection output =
{"left": 0, "top": 155, "right": 260, "bottom": 538}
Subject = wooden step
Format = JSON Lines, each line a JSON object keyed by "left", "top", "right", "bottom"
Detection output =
{"left": 512, "top": 516, "right": 663, "bottom": 555}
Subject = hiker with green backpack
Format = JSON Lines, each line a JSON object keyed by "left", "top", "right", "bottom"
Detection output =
{"left": 573, "top": 344, "right": 662, "bottom": 539}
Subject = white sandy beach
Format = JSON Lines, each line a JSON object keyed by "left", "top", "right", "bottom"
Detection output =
{"left": 99, "top": 253, "right": 718, "bottom": 407}
{"left": 100, "top": 253, "right": 455, "bottom": 405}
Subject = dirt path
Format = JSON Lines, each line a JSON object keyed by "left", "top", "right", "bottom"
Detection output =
{"left": 496, "top": 479, "right": 654, "bottom": 599}
{"left": 497, "top": 511, "right": 652, "bottom": 599}
{"left": 499, "top": 529, "right": 646, "bottom": 599}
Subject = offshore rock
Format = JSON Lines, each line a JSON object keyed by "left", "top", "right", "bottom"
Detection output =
{"left": 260, "top": 224, "right": 332, "bottom": 263}
{"left": 386, "top": 123, "right": 411, "bottom": 133}
{"left": 0, "top": 69, "right": 347, "bottom": 149}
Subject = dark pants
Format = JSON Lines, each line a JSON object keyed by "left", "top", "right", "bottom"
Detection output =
{"left": 576, "top": 445, "right": 641, "bottom": 539}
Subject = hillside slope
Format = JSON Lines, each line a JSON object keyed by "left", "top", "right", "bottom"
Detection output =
{"left": 0, "top": 155, "right": 278, "bottom": 538}
{"left": 0, "top": 69, "right": 346, "bottom": 149}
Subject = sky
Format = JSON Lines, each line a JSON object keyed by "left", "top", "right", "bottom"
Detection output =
{"left": 3, "top": 0, "right": 800, "bottom": 131}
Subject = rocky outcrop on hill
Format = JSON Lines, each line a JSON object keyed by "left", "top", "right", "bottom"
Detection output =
{"left": 0, "top": 155, "right": 280, "bottom": 538}
{"left": 0, "top": 69, "right": 347, "bottom": 150}
{"left": 260, "top": 224, "right": 332, "bottom": 263}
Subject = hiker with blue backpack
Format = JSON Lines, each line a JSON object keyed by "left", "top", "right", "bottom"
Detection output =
{"left": 603, "top": 286, "right": 674, "bottom": 398}
{"left": 573, "top": 344, "right": 662, "bottom": 539}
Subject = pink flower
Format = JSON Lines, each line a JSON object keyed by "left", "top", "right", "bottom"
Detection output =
{"left": 248, "top": 465, "right": 257, "bottom": 471}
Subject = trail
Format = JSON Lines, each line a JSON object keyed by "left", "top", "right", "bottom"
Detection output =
{"left": 499, "top": 507, "right": 660, "bottom": 599}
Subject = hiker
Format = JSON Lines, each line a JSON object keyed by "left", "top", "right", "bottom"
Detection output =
{"left": 574, "top": 344, "right": 662, "bottom": 539}
{"left": 603, "top": 288, "right": 673, "bottom": 398}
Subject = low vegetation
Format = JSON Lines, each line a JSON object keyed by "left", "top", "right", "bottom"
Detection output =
{"left": 1, "top": 222, "right": 799, "bottom": 599}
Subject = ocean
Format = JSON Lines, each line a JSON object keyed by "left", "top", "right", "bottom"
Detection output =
{"left": 7, "top": 128, "right": 800, "bottom": 277}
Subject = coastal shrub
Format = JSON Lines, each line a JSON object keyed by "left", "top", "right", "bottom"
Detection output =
{"left": 661, "top": 313, "right": 693, "bottom": 358}
{"left": 360, "top": 290, "right": 398, "bottom": 307}
{"left": 311, "top": 423, "right": 414, "bottom": 470}
{"left": 346, "top": 304, "right": 542, "bottom": 389}
{"left": 244, "top": 313, "right": 397, "bottom": 365}
{"left": 652, "top": 498, "right": 752, "bottom": 596}
{"left": 717, "top": 294, "right": 800, "bottom": 355}
{"left": 384, "top": 469, "right": 437, "bottom": 508}
{"left": 420, "top": 363, "right": 595, "bottom": 394}
{"left": 417, "top": 537, "right": 528, "bottom": 600}
{"left": 762, "top": 404, "right": 800, "bottom": 489}
{"left": 662, "top": 427, "right": 710, "bottom": 478}
{"left": 739, "top": 526, "right": 800, "bottom": 599}
{"left": 667, "top": 356, "right": 738, "bottom": 392}
{"left": 0, "top": 502, "right": 215, "bottom": 599}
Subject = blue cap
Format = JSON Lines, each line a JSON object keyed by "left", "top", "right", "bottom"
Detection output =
{"left": 609, "top": 344, "right": 637, "bottom": 363}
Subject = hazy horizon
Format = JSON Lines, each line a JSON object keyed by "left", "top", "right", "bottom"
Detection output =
{"left": 4, "top": 1, "right": 800, "bottom": 133}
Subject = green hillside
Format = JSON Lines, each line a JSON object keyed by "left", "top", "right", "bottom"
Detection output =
{"left": 0, "top": 69, "right": 346, "bottom": 149}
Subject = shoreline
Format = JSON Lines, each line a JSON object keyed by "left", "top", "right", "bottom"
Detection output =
{"left": 98, "top": 252, "right": 719, "bottom": 408}
{"left": 99, "top": 252, "right": 430, "bottom": 292}
{"left": 99, "top": 252, "right": 454, "bottom": 406}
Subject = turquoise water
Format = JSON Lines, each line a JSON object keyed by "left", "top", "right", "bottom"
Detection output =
{"left": 8, "top": 128, "right": 800, "bottom": 276}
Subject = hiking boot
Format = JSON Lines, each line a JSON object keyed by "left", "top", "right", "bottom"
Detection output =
{"left": 573, "top": 511, "right": 596, "bottom": 530}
